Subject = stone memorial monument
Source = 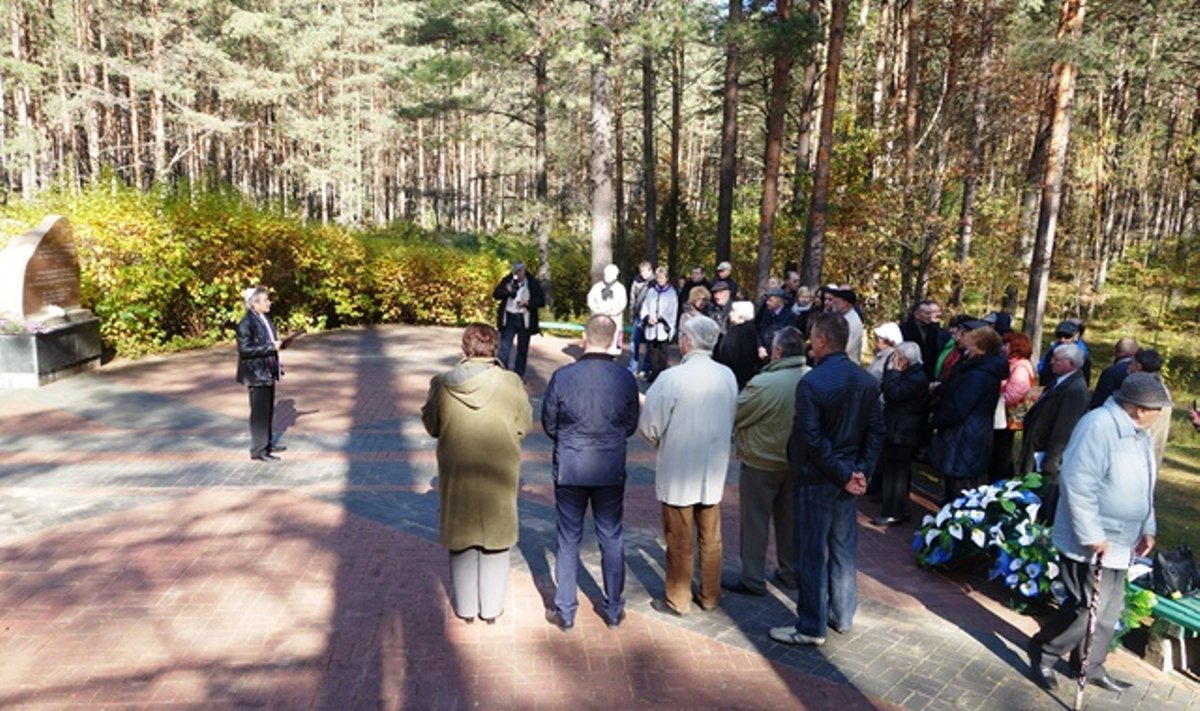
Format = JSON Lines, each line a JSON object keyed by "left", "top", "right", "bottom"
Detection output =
{"left": 0, "top": 215, "right": 102, "bottom": 388}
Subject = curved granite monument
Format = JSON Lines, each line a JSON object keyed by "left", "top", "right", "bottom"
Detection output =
{"left": 0, "top": 216, "right": 102, "bottom": 388}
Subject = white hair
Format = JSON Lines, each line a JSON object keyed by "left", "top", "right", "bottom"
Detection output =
{"left": 681, "top": 315, "right": 720, "bottom": 351}
{"left": 894, "top": 341, "right": 922, "bottom": 366}
{"left": 243, "top": 286, "right": 268, "bottom": 310}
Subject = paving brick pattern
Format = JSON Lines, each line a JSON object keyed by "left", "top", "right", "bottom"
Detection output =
{"left": 0, "top": 324, "right": 1195, "bottom": 709}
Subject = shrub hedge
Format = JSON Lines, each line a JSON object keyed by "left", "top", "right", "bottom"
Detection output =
{"left": 0, "top": 185, "right": 590, "bottom": 358}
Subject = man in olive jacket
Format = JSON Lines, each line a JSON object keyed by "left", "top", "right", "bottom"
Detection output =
{"left": 542, "top": 315, "right": 640, "bottom": 631}
{"left": 723, "top": 326, "right": 810, "bottom": 596}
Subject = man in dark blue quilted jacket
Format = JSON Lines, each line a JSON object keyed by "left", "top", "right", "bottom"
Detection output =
{"left": 541, "top": 315, "right": 641, "bottom": 631}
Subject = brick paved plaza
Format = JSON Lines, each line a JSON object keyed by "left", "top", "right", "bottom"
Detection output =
{"left": 0, "top": 325, "right": 1195, "bottom": 710}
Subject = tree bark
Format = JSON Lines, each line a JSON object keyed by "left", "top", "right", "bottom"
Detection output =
{"left": 953, "top": 0, "right": 992, "bottom": 307}
{"left": 754, "top": 0, "right": 793, "bottom": 295}
{"left": 666, "top": 29, "right": 682, "bottom": 278}
{"left": 714, "top": 0, "right": 743, "bottom": 265}
{"left": 800, "top": 0, "right": 849, "bottom": 287}
{"left": 641, "top": 2, "right": 657, "bottom": 265}
{"left": 590, "top": 0, "right": 615, "bottom": 282}
{"left": 1023, "top": 0, "right": 1087, "bottom": 362}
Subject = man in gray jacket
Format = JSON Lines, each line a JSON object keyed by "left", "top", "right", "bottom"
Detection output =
{"left": 723, "top": 326, "right": 809, "bottom": 596}
{"left": 638, "top": 316, "right": 738, "bottom": 616}
{"left": 1027, "top": 373, "right": 1170, "bottom": 693}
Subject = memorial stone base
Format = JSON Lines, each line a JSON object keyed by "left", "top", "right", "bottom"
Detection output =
{"left": 0, "top": 314, "right": 102, "bottom": 388}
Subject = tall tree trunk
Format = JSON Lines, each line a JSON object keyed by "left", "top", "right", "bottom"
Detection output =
{"left": 666, "top": 30, "right": 682, "bottom": 278}
{"left": 754, "top": 0, "right": 794, "bottom": 294}
{"left": 531, "top": 52, "right": 553, "bottom": 304}
{"left": 1023, "top": 0, "right": 1087, "bottom": 362}
{"left": 613, "top": 13, "right": 628, "bottom": 273}
{"left": 800, "top": 0, "right": 849, "bottom": 287}
{"left": 953, "top": 0, "right": 992, "bottom": 307}
{"left": 590, "top": 0, "right": 615, "bottom": 282}
{"left": 149, "top": 0, "right": 167, "bottom": 184}
{"left": 641, "top": 5, "right": 658, "bottom": 265}
{"left": 897, "top": 0, "right": 920, "bottom": 309}
{"left": 11, "top": 1, "right": 38, "bottom": 197}
{"left": 124, "top": 27, "right": 143, "bottom": 189}
{"left": 790, "top": 0, "right": 822, "bottom": 218}
{"left": 715, "top": 0, "right": 743, "bottom": 265}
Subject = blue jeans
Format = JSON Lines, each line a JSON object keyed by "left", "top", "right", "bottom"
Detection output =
{"left": 553, "top": 484, "right": 626, "bottom": 625}
{"left": 627, "top": 323, "right": 646, "bottom": 374}
{"left": 792, "top": 482, "right": 858, "bottom": 637}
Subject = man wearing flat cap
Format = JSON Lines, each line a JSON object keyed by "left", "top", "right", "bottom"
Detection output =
{"left": 1028, "top": 372, "right": 1170, "bottom": 693}
{"left": 756, "top": 288, "right": 798, "bottom": 362}
{"left": 824, "top": 287, "right": 863, "bottom": 365}
{"left": 1038, "top": 319, "right": 1092, "bottom": 387}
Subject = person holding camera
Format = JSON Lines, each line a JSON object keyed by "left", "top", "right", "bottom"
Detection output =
{"left": 639, "top": 266, "right": 678, "bottom": 383}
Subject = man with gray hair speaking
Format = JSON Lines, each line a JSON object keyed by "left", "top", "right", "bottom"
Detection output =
{"left": 639, "top": 316, "right": 738, "bottom": 616}
{"left": 237, "top": 286, "right": 285, "bottom": 461}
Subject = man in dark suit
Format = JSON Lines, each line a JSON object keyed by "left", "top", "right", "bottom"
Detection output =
{"left": 542, "top": 315, "right": 640, "bottom": 631}
{"left": 492, "top": 261, "right": 546, "bottom": 378}
{"left": 236, "top": 286, "right": 284, "bottom": 462}
{"left": 769, "top": 312, "right": 884, "bottom": 646}
{"left": 1089, "top": 337, "right": 1137, "bottom": 409}
{"left": 756, "top": 288, "right": 797, "bottom": 363}
{"left": 899, "top": 299, "right": 950, "bottom": 382}
{"left": 1018, "top": 343, "right": 1090, "bottom": 521}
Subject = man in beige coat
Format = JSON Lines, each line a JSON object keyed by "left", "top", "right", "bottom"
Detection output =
{"left": 638, "top": 316, "right": 738, "bottom": 616}
{"left": 422, "top": 323, "right": 532, "bottom": 624}
{"left": 723, "top": 326, "right": 809, "bottom": 596}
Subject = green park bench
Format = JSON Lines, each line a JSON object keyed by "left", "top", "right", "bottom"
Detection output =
{"left": 1131, "top": 582, "right": 1200, "bottom": 673}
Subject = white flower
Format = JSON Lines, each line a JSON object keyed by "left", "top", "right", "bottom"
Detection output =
{"left": 968, "top": 510, "right": 986, "bottom": 523}
{"left": 1005, "top": 480, "right": 1021, "bottom": 490}
{"left": 936, "top": 507, "right": 952, "bottom": 526}
{"left": 1010, "top": 558, "right": 1024, "bottom": 571}
{"left": 922, "top": 514, "right": 936, "bottom": 526}
{"left": 948, "top": 523, "right": 963, "bottom": 540}
{"left": 1019, "top": 533, "right": 1035, "bottom": 546}
{"left": 1003, "top": 490, "right": 1024, "bottom": 500}
{"left": 1046, "top": 562, "right": 1059, "bottom": 579}
{"left": 925, "top": 529, "right": 941, "bottom": 546}
{"left": 971, "top": 528, "right": 987, "bottom": 548}
{"left": 1026, "top": 503, "right": 1041, "bottom": 521}
{"left": 1005, "top": 573, "right": 1020, "bottom": 586}
{"left": 981, "top": 489, "right": 998, "bottom": 507}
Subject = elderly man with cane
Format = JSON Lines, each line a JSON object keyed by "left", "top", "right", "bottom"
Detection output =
{"left": 1027, "top": 373, "right": 1170, "bottom": 696}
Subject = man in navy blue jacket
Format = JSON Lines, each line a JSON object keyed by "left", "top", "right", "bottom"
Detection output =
{"left": 770, "top": 312, "right": 884, "bottom": 646}
{"left": 542, "top": 315, "right": 641, "bottom": 631}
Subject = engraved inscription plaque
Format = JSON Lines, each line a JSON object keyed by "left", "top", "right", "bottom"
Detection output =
{"left": 0, "top": 215, "right": 83, "bottom": 321}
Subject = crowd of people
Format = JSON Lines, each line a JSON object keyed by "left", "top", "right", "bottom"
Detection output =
{"left": 238, "top": 259, "right": 1197, "bottom": 694}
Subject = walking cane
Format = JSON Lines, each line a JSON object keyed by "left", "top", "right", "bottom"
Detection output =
{"left": 1074, "top": 552, "right": 1105, "bottom": 711}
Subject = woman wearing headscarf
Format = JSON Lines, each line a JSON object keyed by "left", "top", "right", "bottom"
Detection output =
{"left": 872, "top": 341, "right": 929, "bottom": 526}
{"left": 422, "top": 323, "right": 532, "bottom": 624}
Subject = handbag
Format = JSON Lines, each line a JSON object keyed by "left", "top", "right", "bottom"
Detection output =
{"left": 1153, "top": 545, "right": 1198, "bottom": 599}
{"left": 1006, "top": 385, "right": 1042, "bottom": 431}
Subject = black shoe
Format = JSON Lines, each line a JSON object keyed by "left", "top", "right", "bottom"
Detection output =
{"left": 721, "top": 578, "right": 767, "bottom": 596}
{"left": 606, "top": 611, "right": 626, "bottom": 630}
{"left": 772, "top": 569, "right": 798, "bottom": 589}
{"left": 1027, "top": 640, "right": 1058, "bottom": 690}
{"left": 650, "top": 599, "right": 685, "bottom": 618}
{"left": 692, "top": 594, "right": 718, "bottom": 612}
{"left": 870, "top": 516, "right": 904, "bottom": 527}
{"left": 251, "top": 453, "right": 281, "bottom": 462}
{"left": 268, "top": 444, "right": 287, "bottom": 452}
{"left": 1087, "top": 671, "right": 1132, "bottom": 692}
{"left": 544, "top": 609, "right": 574, "bottom": 632}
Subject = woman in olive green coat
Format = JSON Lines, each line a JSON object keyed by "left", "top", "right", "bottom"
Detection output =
{"left": 422, "top": 323, "right": 532, "bottom": 624}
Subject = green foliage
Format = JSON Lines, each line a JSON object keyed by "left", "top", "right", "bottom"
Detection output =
{"left": 1, "top": 185, "right": 371, "bottom": 356}
{"left": 1116, "top": 584, "right": 1157, "bottom": 649}
{"left": 369, "top": 238, "right": 504, "bottom": 325}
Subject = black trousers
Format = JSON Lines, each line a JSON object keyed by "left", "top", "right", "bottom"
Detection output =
{"left": 878, "top": 444, "right": 916, "bottom": 519}
{"left": 248, "top": 384, "right": 275, "bottom": 457}
{"left": 1031, "top": 557, "right": 1125, "bottom": 674}
{"left": 990, "top": 429, "right": 1016, "bottom": 481}
{"left": 646, "top": 340, "right": 670, "bottom": 381}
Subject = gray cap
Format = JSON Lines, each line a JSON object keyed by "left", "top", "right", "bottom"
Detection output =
{"left": 511, "top": 260, "right": 526, "bottom": 271}
{"left": 764, "top": 287, "right": 788, "bottom": 299}
{"left": 716, "top": 261, "right": 732, "bottom": 272}
{"left": 1114, "top": 372, "right": 1172, "bottom": 410}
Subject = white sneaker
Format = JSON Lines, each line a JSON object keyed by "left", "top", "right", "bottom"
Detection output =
{"left": 769, "top": 626, "right": 826, "bottom": 646}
